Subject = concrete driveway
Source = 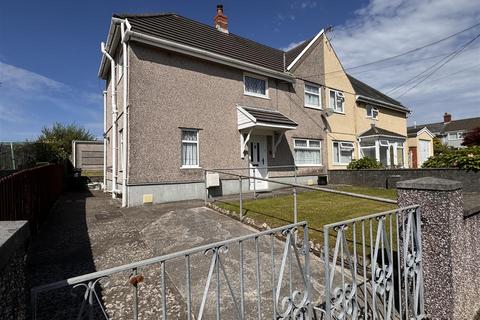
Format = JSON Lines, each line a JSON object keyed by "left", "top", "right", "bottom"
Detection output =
{"left": 28, "top": 190, "right": 330, "bottom": 319}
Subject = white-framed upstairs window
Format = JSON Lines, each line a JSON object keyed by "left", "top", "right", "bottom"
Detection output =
{"left": 244, "top": 73, "right": 268, "bottom": 98}
{"left": 366, "top": 105, "right": 379, "bottom": 119}
{"left": 181, "top": 129, "right": 199, "bottom": 168}
{"left": 333, "top": 141, "right": 354, "bottom": 165}
{"left": 293, "top": 138, "right": 322, "bottom": 166}
{"left": 304, "top": 83, "right": 321, "bottom": 109}
{"left": 329, "top": 89, "right": 345, "bottom": 113}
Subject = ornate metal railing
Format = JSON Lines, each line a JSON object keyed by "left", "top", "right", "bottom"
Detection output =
{"left": 31, "top": 222, "right": 312, "bottom": 320}
{"left": 321, "top": 205, "right": 424, "bottom": 320}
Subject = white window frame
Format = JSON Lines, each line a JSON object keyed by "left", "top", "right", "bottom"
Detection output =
{"left": 243, "top": 73, "right": 269, "bottom": 99}
{"left": 329, "top": 89, "right": 345, "bottom": 113}
{"left": 448, "top": 131, "right": 463, "bottom": 140}
{"left": 333, "top": 141, "right": 354, "bottom": 165}
{"left": 293, "top": 138, "right": 322, "bottom": 167}
{"left": 181, "top": 129, "right": 200, "bottom": 168}
{"left": 366, "top": 105, "right": 379, "bottom": 119}
{"left": 304, "top": 83, "right": 322, "bottom": 110}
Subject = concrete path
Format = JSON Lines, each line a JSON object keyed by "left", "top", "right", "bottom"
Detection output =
{"left": 28, "top": 190, "right": 330, "bottom": 319}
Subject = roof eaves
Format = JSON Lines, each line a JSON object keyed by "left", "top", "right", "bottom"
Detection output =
{"left": 356, "top": 95, "right": 410, "bottom": 113}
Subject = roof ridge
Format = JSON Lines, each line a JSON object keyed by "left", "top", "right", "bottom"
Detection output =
{"left": 113, "top": 12, "right": 176, "bottom": 18}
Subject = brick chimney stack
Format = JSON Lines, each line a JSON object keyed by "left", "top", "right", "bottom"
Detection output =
{"left": 444, "top": 112, "right": 452, "bottom": 124}
{"left": 214, "top": 4, "right": 228, "bottom": 33}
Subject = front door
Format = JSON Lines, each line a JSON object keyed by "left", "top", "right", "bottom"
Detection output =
{"left": 249, "top": 135, "right": 268, "bottom": 190}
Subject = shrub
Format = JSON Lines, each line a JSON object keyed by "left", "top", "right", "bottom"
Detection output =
{"left": 347, "top": 157, "right": 383, "bottom": 170}
{"left": 421, "top": 146, "right": 480, "bottom": 172}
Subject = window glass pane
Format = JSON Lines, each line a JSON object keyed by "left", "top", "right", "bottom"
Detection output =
{"left": 245, "top": 76, "right": 266, "bottom": 95}
{"left": 305, "top": 92, "right": 320, "bottom": 106}
{"left": 340, "top": 149, "right": 352, "bottom": 163}
{"left": 305, "top": 84, "right": 319, "bottom": 94}
{"left": 295, "top": 149, "right": 320, "bottom": 165}
{"left": 182, "top": 143, "right": 198, "bottom": 166}
{"left": 397, "top": 147, "right": 404, "bottom": 166}
{"left": 309, "top": 140, "right": 321, "bottom": 148}
{"left": 182, "top": 130, "right": 197, "bottom": 141}
{"left": 333, "top": 143, "right": 339, "bottom": 163}
{"left": 361, "top": 147, "right": 376, "bottom": 160}
{"left": 336, "top": 93, "right": 344, "bottom": 112}
{"left": 329, "top": 91, "right": 336, "bottom": 109}
{"left": 294, "top": 139, "right": 307, "bottom": 147}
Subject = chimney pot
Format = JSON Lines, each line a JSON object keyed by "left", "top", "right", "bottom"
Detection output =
{"left": 443, "top": 112, "right": 452, "bottom": 123}
{"left": 214, "top": 4, "right": 228, "bottom": 33}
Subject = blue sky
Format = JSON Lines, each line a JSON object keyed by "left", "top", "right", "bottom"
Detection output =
{"left": 1, "top": 0, "right": 479, "bottom": 141}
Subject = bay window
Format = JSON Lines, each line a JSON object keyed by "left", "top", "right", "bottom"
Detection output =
{"left": 304, "top": 83, "right": 321, "bottom": 109}
{"left": 181, "top": 129, "right": 199, "bottom": 168}
{"left": 294, "top": 139, "right": 322, "bottom": 166}
{"left": 329, "top": 90, "right": 345, "bottom": 113}
{"left": 333, "top": 141, "right": 354, "bottom": 164}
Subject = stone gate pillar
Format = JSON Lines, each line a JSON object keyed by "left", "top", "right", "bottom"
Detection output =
{"left": 397, "top": 177, "right": 480, "bottom": 320}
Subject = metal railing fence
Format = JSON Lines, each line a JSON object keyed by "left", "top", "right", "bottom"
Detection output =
{"left": 321, "top": 205, "right": 424, "bottom": 319}
{"left": 31, "top": 222, "right": 311, "bottom": 320}
{"left": 204, "top": 167, "right": 396, "bottom": 225}
{"left": 0, "top": 163, "right": 64, "bottom": 231}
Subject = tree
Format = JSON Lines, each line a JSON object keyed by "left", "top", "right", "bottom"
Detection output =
{"left": 462, "top": 127, "right": 480, "bottom": 147}
{"left": 433, "top": 137, "right": 451, "bottom": 155}
{"left": 36, "top": 123, "right": 95, "bottom": 162}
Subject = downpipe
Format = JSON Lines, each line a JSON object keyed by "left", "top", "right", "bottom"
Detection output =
{"left": 120, "top": 22, "right": 129, "bottom": 207}
{"left": 101, "top": 42, "right": 119, "bottom": 198}
{"left": 102, "top": 90, "right": 107, "bottom": 191}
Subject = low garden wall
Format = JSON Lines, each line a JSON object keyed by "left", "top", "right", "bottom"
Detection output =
{"left": 328, "top": 168, "right": 480, "bottom": 192}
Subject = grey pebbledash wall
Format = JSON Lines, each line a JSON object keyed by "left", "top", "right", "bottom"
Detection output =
{"left": 397, "top": 177, "right": 480, "bottom": 320}
{"left": 328, "top": 168, "right": 480, "bottom": 192}
{"left": 0, "top": 221, "right": 30, "bottom": 320}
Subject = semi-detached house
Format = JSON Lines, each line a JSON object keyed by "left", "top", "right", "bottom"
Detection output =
{"left": 99, "top": 5, "right": 410, "bottom": 207}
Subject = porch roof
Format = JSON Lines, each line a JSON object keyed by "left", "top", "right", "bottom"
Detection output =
{"left": 359, "top": 125, "right": 406, "bottom": 139}
{"left": 237, "top": 106, "right": 298, "bottom": 130}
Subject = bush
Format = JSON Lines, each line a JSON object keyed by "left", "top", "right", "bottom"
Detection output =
{"left": 421, "top": 146, "right": 480, "bottom": 172}
{"left": 347, "top": 157, "right": 383, "bottom": 170}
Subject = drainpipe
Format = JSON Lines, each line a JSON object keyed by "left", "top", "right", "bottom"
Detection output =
{"left": 102, "top": 90, "right": 107, "bottom": 191}
{"left": 120, "top": 22, "right": 129, "bottom": 207}
{"left": 101, "top": 42, "right": 118, "bottom": 198}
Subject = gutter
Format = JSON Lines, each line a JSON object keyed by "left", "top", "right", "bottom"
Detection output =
{"left": 123, "top": 29, "right": 295, "bottom": 83}
{"left": 356, "top": 95, "right": 410, "bottom": 114}
{"left": 100, "top": 42, "right": 119, "bottom": 197}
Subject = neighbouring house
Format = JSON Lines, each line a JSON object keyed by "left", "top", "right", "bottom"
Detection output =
{"left": 71, "top": 140, "right": 104, "bottom": 172}
{"left": 406, "top": 127, "right": 435, "bottom": 168}
{"left": 410, "top": 113, "right": 480, "bottom": 149}
{"left": 98, "top": 5, "right": 410, "bottom": 206}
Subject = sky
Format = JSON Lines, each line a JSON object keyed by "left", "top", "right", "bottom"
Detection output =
{"left": 0, "top": 0, "right": 479, "bottom": 141}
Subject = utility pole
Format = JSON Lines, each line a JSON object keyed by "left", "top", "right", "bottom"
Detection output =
{"left": 10, "top": 142, "right": 16, "bottom": 170}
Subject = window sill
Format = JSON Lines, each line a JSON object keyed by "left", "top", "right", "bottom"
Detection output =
{"left": 304, "top": 105, "right": 322, "bottom": 110}
{"left": 180, "top": 166, "right": 202, "bottom": 170}
{"left": 295, "top": 164, "right": 323, "bottom": 167}
{"left": 332, "top": 162, "right": 350, "bottom": 166}
{"left": 243, "top": 92, "right": 270, "bottom": 100}
{"left": 333, "top": 111, "right": 346, "bottom": 115}
{"left": 366, "top": 116, "right": 378, "bottom": 120}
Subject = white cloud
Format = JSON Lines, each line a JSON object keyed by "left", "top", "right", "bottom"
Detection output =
{"left": 282, "top": 40, "right": 307, "bottom": 51}
{"left": 0, "top": 61, "right": 103, "bottom": 141}
{"left": 329, "top": 0, "right": 480, "bottom": 125}
{"left": 291, "top": 1, "right": 318, "bottom": 9}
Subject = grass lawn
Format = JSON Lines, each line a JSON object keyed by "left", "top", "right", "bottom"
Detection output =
{"left": 214, "top": 186, "right": 398, "bottom": 246}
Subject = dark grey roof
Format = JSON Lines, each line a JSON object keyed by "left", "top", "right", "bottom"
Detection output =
{"left": 360, "top": 126, "right": 406, "bottom": 138}
{"left": 285, "top": 39, "right": 311, "bottom": 67}
{"left": 242, "top": 106, "right": 297, "bottom": 127}
{"left": 347, "top": 74, "right": 408, "bottom": 112}
{"left": 409, "top": 116, "right": 480, "bottom": 135}
{"left": 407, "top": 126, "right": 432, "bottom": 137}
{"left": 114, "top": 13, "right": 286, "bottom": 72}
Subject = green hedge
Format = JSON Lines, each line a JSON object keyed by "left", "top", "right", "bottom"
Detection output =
{"left": 347, "top": 157, "right": 383, "bottom": 170}
{"left": 422, "top": 146, "right": 480, "bottom": 172}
